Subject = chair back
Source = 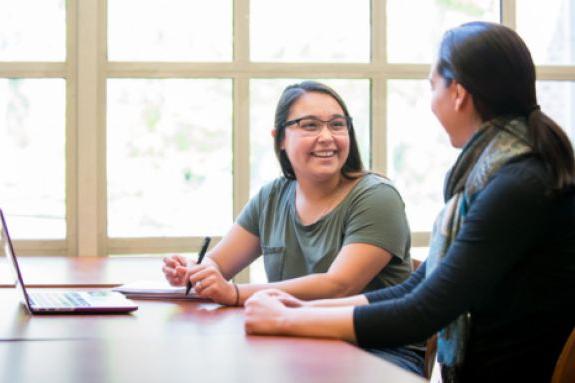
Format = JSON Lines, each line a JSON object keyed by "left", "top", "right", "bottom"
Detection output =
{"left": 551, "top": 326, "right": 575, "bottom": 383}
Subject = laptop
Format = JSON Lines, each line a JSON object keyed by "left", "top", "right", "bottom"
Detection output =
{"left": 0, "top": 209, "right": 138, "bottom": 314}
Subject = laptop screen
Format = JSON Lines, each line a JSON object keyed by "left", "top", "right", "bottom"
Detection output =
{"left": 0, "top": 209, "right": 34, "bottom": 310}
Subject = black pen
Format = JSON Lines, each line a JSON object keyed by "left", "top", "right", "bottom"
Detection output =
{"left": 186, "top": 236, "right": 211, "bottom": 296}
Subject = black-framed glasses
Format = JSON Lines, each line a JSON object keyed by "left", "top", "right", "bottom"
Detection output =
{"left": 282, "top": 116, "right": 352, "bottom": 136}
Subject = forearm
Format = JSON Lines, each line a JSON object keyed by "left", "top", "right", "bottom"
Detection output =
{"left": 308, "top": 294, "right": 369, "bottom": 308}
{"left": 279, "top": 306, "right": 357, "bottom": 343}
{"left": 204, "top": 224, "right": 261, "bottom": 280}
{"left": 237, "top": 273, "right": 359, "bottom": 305}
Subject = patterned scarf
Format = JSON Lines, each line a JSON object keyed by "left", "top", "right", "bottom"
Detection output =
{"left": 425, "top": 117, "right": 533, "bottom": 382}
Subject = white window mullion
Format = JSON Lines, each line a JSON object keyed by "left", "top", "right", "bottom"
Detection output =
{"left": 66, "top": 0, "right": 78, "bottom": 256}
{"left": 501, "top": 0, "right": 516, "bottom": 29}
{"left": 371, "top": 0, "right": 387, "bottom": 174}
{"left": 76, "top": 0, "right": 107, "bottom": 256}
{"left": 233, "top": 0, "right": 251, "bottom": 283}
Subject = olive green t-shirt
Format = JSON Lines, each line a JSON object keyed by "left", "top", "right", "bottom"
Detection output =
{"left": 236, "top": 173, "right": 412, "bottom": 292}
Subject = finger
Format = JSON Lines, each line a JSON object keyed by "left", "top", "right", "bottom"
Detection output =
{"left": 186, "top": 263, "right": 209, "bottom": 277}
{"left": 188, "top": 266, "right": 219, "bottom": 284}
{"left": 162, "top": 258, "right": 176, "bottom": 268}
{"left": 245, "top": 323, "right": 262, "bottom": 336}
{"left": 175, "top": 265, "right": 190, "bottom": 277}
{"left": 244, "top": 294, "right": 258, "bottom": 306}
{"left": 278, "top": 297, "right": 300, "bottom": 308}
{"left": 251, "top": 289, "right": 282, "bottom": 301}
{"left": 263, "top": 289, "right": 285, "bottom": 298}
{"left": 162, "top": 266, "right": 180, "bottom": 280}
{"left": 172, "top": 254, "right": 188, "bottom": 266}
{"left": 193, "top": 274, "right": 218, "bottom": 295}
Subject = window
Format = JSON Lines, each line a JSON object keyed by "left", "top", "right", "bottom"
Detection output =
{"left": 1, "top": 1, "right": 574, "bottom": 283}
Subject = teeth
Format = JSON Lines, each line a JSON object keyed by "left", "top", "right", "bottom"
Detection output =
{"left": 313, "top": 151, "right": 336, "bottom": 157}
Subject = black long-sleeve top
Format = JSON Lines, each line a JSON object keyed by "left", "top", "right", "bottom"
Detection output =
{"left": 354, "top": 156, "right": 575, "bottom": 382}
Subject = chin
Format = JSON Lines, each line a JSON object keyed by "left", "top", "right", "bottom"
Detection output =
{"left": 449, "top": 136, "right": 463, "bottom": 149}
{"left": 311, "top": 168, "right": 342, "bottom": 181}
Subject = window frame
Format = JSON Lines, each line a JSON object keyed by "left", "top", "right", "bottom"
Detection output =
{"left": 0, "top": 0, "right": 574, "bottom": 283}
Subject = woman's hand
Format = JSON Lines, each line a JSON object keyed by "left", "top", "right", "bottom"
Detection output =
{"left": 188, "top": 264, "right": 238, "bottom": 306}
{"left": 244, "top": 290, "right": 293, "bottom": 335}
{"left": 248, "top": 289, "right": 307, "bottom": 308}
{"left": 162, "top": 254, "right": 189, "bottom": 286}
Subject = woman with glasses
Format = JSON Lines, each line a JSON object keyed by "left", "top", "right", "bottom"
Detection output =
{"left": 162, "top": 81, "right": 414, "bottom": 320}
{"left": 244, "top": 22, "right": 575, "bottom": 382}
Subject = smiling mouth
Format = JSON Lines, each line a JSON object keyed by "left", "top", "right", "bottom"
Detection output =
{"left": 311, "top": 150, "right": 337, "bottom": 158}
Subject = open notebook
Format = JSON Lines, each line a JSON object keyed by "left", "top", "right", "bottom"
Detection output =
{"left": 113, "top": 281, "right": 202, "bottom": 300}
{"left": 0, "top": 208, "right": 138, "bottom": 314}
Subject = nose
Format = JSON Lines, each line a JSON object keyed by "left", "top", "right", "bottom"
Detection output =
{"left": 317, "top": 123, "right": 334, "bottom": 140}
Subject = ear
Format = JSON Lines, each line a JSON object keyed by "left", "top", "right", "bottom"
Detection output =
{"left": 272, "top": 129, "right": 286, "bottom": 150}
{"left": 454, "top": 83, "right": 470, "bottom": 111}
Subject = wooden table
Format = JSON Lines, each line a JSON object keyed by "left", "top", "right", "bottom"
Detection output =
{"left": 0, "top": 256, "right": 165, "bottom": 287}
{"left": 0, "top": 257, "right": 427, "bottom": 383}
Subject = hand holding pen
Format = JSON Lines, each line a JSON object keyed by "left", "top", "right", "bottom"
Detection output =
{"left": 186, "top": 236, "right": 211, "bottom": 296}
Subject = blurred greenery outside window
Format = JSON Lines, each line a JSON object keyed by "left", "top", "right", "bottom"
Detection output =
{"left": 0, "top": 1, "right": 573, "bottom": 280}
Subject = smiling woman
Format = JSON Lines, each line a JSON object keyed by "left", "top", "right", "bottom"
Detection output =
{"left": 162, "top": 80, "right": 413, "bottom": 310}
{"left": 277, "top": 92, "right": 352, "bottom": 187}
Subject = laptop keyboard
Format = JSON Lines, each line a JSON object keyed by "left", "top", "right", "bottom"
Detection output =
{"left": 29, "top": 292, "right": 90, "bottom": 308}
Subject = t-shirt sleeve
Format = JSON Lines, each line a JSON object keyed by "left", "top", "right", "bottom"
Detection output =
{"left": 235, "top": 188, "right": 263, "bottom": 237}
{"left": 352, "top": 162, "right": 553, "bottom": 348}
{"left": 343, "top": 182, "right": 410, "bottom": 261}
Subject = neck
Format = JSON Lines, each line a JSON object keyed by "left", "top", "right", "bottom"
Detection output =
{"left": 296, "top": 174, "right": 346, "bottom": 202}
{"left": 459, "top": 116, "right": 484, "bottom": 148}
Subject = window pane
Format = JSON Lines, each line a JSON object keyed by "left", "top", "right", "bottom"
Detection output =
{"left": 250, "top": 0, "right": 370, "bottom": 63}
{"left": 108, "top": 0, "right": 232, "bottom": 61}
{"left": 387, "top": 0, "right": 499, "bottom": 63}
{"left": 107, "top": 79, "right": 232, "bottom": 237}
{"left": 249, "top": 79, "right": 371, "bottom": 195}
{"left": 537, "top": 81, "right": 575, "bottom": 142}
{"left": 0, "top": 0, "right": 65, "bottom": 61}
{"left": 517, "top": 0, "right": 575, "bottom": 65}
{"left": 0, "top": 79, "right": 66, "bottom": 238}
{"left": 387, "top": 80, "right": 459, "bottom": 232}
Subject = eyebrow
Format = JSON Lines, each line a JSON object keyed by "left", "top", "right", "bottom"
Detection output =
{"left": 292, "top": 113, "right": 346, "bottom": 120}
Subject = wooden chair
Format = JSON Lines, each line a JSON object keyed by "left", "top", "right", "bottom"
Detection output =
{"left": 551, "top": 326, "right": 575, "bottom": 383}
{"left": 424, "top": 334, "right": 438, "bottom": 379}
{"left": 411, "top": 258, "right": 422, "bottom": 271}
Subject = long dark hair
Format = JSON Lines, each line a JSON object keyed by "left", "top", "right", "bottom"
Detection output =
{"left": 436, "top": 21, "right": 575, "bottom": 191}
{"left": 273, "top": 81, "right": 364, "bottom": 180}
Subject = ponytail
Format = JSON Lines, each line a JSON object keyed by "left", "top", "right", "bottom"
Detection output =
{"left": 528, "top": 109, "right": 575, "bottom": 192}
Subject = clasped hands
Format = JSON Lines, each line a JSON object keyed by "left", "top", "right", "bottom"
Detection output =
{"left": 162, "top": 254, "right": 237, "bottom": 306}
{"left": 163, "top": 254, "right": 306, "bottom": 335}
{"left": 244, "top": 289, "right": 307, "bottom": 335}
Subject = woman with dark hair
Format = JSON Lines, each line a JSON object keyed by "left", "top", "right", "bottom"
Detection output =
{"left": 162, "top": 81, "right": 413, "bottom": 314}
{"left": 244, "top": 22, "right": 575, "bottom": 382}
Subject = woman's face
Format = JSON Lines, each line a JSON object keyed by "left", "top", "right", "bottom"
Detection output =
{"left": 430, "top": 67, "right": 477, "bottom": 148}
{"left": 281, "top": 92, "right": 350, "bottom": 182}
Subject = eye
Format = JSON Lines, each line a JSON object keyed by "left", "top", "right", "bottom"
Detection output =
{"left": 300, "top": 119, "right": 320, "bottom": 131}
{"left": 329, "top": 118, "right": 347, "bottom": 130}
